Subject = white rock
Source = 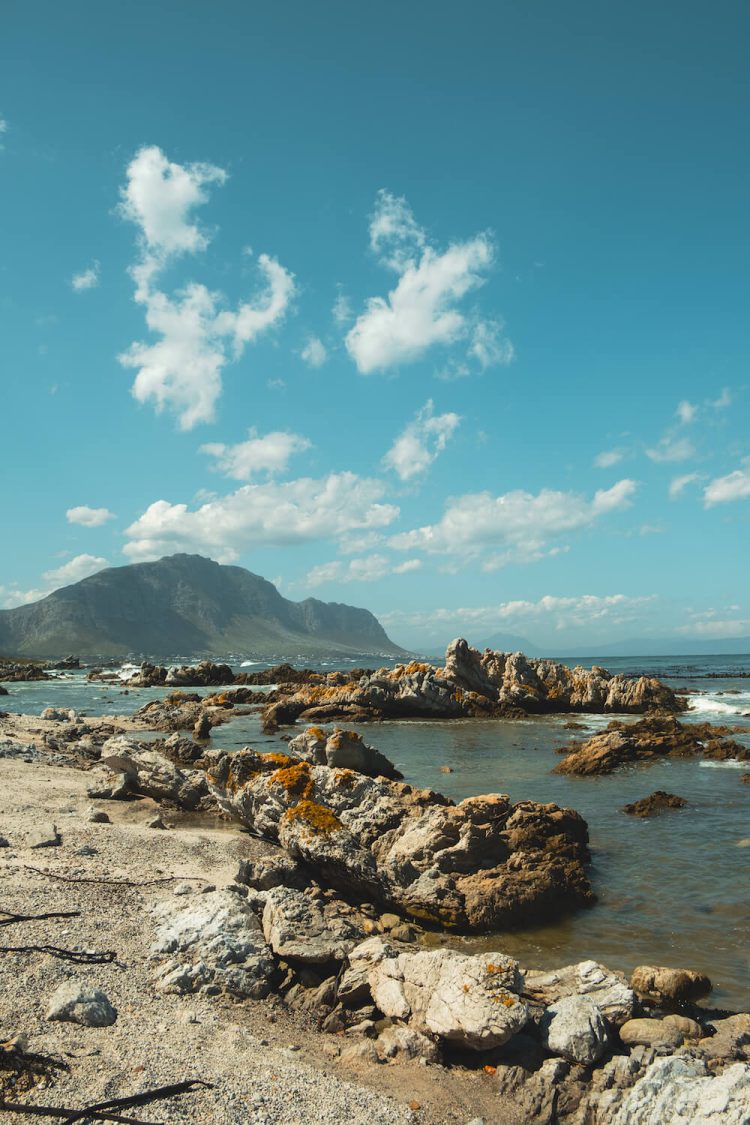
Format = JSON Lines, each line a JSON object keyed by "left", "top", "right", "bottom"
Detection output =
{"left": 524, "top": 959, "right": 635, "bottom": 1026}
{"left": 261, "top": 885, "right": 365, "bottom": 963}
{"left": 46, "top": 982, "right": 117, "bottom": 1027}
{"left": 541, "top": 994, "right": 610, "bottom": 1065}
{"left": 610, "top": 1056, "right": 750, "bottom": 1124}
{"left": 376, "top": 1025, "right": 439, "bottom": 1062}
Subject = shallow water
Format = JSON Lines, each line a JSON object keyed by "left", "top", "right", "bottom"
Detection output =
{"left": 3, "top": 658, "right": 749, "bottom": 1009}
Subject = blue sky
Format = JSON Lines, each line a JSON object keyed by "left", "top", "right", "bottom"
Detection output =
{"left": 1, "top": 0, "right": 749, "bottom": 652}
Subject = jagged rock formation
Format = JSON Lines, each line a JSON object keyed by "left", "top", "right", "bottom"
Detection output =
{"left": 262, "top": 638, "right": 684, "bottom": 728}
{"left": 206, "top": 726, "right": 594, "bottom": 932}
{"left": 0, "top": 553, "right": 405, "bottom": 659}
{"left": 555, "top": 717, "right": 750, "bottom": 775}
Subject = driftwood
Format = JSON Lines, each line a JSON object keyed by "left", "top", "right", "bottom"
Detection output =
{"left": 0, "top": 1078, "right": 214, "bottom": 1123}
{"left": 0, "top": 944, "right": 115, "bottom": 964}
{"left": 1, "top": 909, "right": 81, "bottom": 927}
{"left": 21, "top": 866, "right": 204, "bottom": 888}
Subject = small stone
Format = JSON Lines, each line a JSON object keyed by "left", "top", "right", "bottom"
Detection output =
{"left": 75, "top": 845, "right": 98, "bottom": 857}
{"left": 0, "top": 836, "right": 10, "bottom": 847}
{"left": 200, "top": 884, "right": 217, "bottom": 894}
{"left": 46, "top": 982, "right": 117, "bottom": 1027}
{"left": 179, "top": 1010, "right": 199, "bottom": 1024}
{"left": 146, "top": 816, "right": 168, "bottom": 830}
{"left": 439, "top": 766, "right": 453, "bottom": 773}
{"left": 173, "top": 882, "right": 195, "bottom": 896}
{"left": 86, "top": 807, "right": 110, "bottom": 824}
{"left": 339, "top": 1040, "right": 379, "bottom": 1065}
{"left": 28, "top": 823, "right": 60, "bottom": 849}
{"left": 379, "top": 913, "right": 401, "bottom": 931}
{"left": 390, "top": 924, "right": 416, "bottom": 942}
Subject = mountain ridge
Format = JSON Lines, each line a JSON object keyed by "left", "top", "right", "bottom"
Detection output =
{"left": 0, "top": 554, "right": 406, "bottom": 659}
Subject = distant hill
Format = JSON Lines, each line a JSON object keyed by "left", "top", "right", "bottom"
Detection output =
{"left": 479, "top": 631, "right": 542, "bottom": 656}
{"left": 557, "top": 635, "right": 750, "bottom": 658}
{"left": 0, "top": 554, "right": 407, "bottom": 660}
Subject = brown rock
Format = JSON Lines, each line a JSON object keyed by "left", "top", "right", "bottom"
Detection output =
{"left": 622, "top": 791, "right": 688, "bottom": 817}
{"left": 631, "top": 964, "right": 712, "bottom": 1005}
{"left": 555, "top": 717, "right": 748, "bottom": 776}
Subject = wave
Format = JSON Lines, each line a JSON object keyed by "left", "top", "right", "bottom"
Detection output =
{"left": 687, "top": 693, "right": 750, "bottom": 716}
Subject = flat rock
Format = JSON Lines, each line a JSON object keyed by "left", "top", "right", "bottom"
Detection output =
{"left": 698, "top": 1013, "right": 750, "bottom": 1061}
{"left": 151, "top": 889, "right": 275, "bottom": 999}
{"left": 631, "top": 964, "right": 712, "bottom": 1005}
{"left": 27, "top": 823, "right": 60, "bottom": 849}
{"left": 619, "top": 1017, "right": 684, "bottom": 1051}
{"left": 46, "top": 982, "right": 117, "bottom": 1027}
{"left": 376, "top": 1025, "right": 439, "bottom": 1062}
{"left": 524, "top": 959, "right": 635, "bottom": 1026}
{"left": 541, "top": 994, "right": 610, "bottom": 1065}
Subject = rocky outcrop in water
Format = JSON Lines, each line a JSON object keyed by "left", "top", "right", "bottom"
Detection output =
{"left": 206, "top": 726, "right": 594, "bottom": 931}
{"left": 0, "top": 660, "right": 50, "bottom": 682}
{"left": 261, "top": 639, "right": 684, "bottom": 729}
{"left": 623, "top": 791, "right": 688, "bottom": 817}
{"left": 555, "top": 717, "right": 750, "bottom": 775}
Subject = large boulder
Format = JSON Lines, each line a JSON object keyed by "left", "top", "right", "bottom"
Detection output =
{"left": 523, "top": 960, "right": 635, "bottom": 1026}
{"left": 150, "top": 889, "right": 275, "bottom": 999}
{"left": 344, "top": 937, "right": 528, "bottom": 1051}
{"left": 261, "top": 885, "right": 367, "bottom": 963}
{"left": 206, "top": 736, "right": 593, "bottom": 931}
{"left": 87, "top": 736, "right": 211, "bottom": 810}
{"left": 630, "top": 964, "right": 712, "bottom": 1005}
{"left": 540, "top": 994, "right": 610, "bottom": 1065}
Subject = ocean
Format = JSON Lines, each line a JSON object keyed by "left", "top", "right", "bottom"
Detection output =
{"left": 4, "top": 653, "right": 749, "bottom": 1011}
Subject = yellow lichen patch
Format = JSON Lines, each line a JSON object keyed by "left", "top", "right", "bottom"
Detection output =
{"left": 165, "top": 691, "right": 186, "bottom": 705}
{"left": 268, "top": 760, "right": 313, "bottom": 798}
{"left": 305, "top": 725, "right": 328, "bottom": 742}
{"left": 261, "top": 751, "right": 295, "bottom": 768}
{"left": 462, "top": 983, "right": 470, "bottom": 994}
{"left": 334, "top": 768, "right": 357, "bottom": 789}
{"left": 283, "top": 799, "right": 342, "bottom": 836}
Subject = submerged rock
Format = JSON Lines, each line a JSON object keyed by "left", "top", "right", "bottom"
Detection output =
{"left": 555, "top": 716, "right": 749, "bottom": 775}
{"left": 261, "top": 639, "right": 682, "bottom": 729}
{"left": 623, "top": 791, "right": 688, "bottom": 817}
{"left": 206, "top": 732, "right": 593, "bottom": 931}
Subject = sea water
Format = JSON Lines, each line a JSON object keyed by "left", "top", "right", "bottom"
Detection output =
{"left": 3, "top": 655, "right": 749, "bottom": 1010}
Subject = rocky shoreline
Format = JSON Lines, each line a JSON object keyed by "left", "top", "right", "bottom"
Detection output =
{"left": 1, "top": 646, "right": 749, "bottom": 1122}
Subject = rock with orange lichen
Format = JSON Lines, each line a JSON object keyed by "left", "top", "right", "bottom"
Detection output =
{"left": 287, "top": 726, "right": 402, "bottom": 779}
{"left": 261, "top": 639, "right": 683, "bottom": 730}
{"left": 205, "top": 731, "right": 593, "bottom": 932}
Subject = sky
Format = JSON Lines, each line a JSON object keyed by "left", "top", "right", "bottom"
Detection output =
{"left": 1, "top": 0, "right": 749, "bottom": 653}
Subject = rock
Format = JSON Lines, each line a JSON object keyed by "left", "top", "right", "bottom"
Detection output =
{"left": 86, "top": 807, "right": 110, "bottom": 824}
{"left": 697, "top": 1013, "right": 750, "bottom": 1061}
{"left": 287, "top": 727, "right": 402, "bottom": 780}
{"left": 623, "top": 791, "right": 688, "bottom": 817}
{"left": 541, "top": 994, "right": 610, "bottom": 1065}
{"left": 619, "top": 1018, "right": 684, "bottom": 1052}
{"left": 88, "top": 736, "right": 210, "bottom": 811}
{"left": 151, "top": 889, "right": 275, "bottom": 999}
{"left": 631, "top": 964, "right": 712, "bottom": 1005}
{"left": 390, "top": 924, "right": 416, "bottom": 943}
{"left": 339, "top": 1040, "right": 380, "bottom": 1065}
{"left": 235, "top": 853, "right": 310, "bottom": 892}
{"left": 0, "top": 836, "right": 9, "bottom": 847}
{"left": 0, "top": 661, "right": 49, "bottom": 682}
{"left": 609, "top": 1056, "right": 750, "bottom": 1124}
{"left": 663, "top": 1014, "right": 702, "bottom": 1038}
{"left": 261, "top": 885, "right": 366, "bottom": 963}
{"left": 206, "top": 744, "right": 593, "bottom": 932}
{"left": 161, "top": 733, "right": 206, "bottom": 765}
{"left": 376, "top": 1025, "right": 439, "bottom": 1062}
{"left": 46, "top": 982, "right": 117, "bottom": 1027}
{"left": 556, "top": 717, "right": 749, "bottom": 775}
{"left": 346, "top": 938, "right": 528, "bottom": 1051}
{"left": 41, "top": 707, "right": 78, "bottom": 722}
{"left": 524, "top": 960, "right": 635, "bottom": 1026}
{"left": 379, "top": 913, "right": 401, "bottom": 931}
{"left": 147, "top": 816, "right": 168, "bottom": 829}
{"left": 27, "top": 823, "right": 60, "bottom": 849}
{"left": 193, "top": 712, "right": 212, "bottom": 740}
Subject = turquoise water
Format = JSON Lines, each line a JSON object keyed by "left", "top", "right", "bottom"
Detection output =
{"left": 3, "top": 660, "right": 749, "bottom": 1010}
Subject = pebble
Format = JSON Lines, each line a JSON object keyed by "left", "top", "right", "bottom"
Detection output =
{"left": 87, "top": 807, "right": 111, "bottom": 823}
{"left": 146, "top": 816, "right": 168, "bottom": 830}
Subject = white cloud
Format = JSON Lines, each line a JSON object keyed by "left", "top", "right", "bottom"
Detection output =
{"left": 200, "top": 429, "right": 311, "bottom": 480}
{"left": 645, "top": 435, "right": 696, "bottom": 463}
{"left": 71, "top": 261, "right": 100, "bottom": 291}
{"left": 300, "top": 336, "right": 327, "bottom": 368}
{"left": 118, "top": 145, "right": 295, "bottom": 430}
{"left": 668, "top": 472, "right": 702, "bottom": 499}
{"left": 44, "top": 554, "right": 109, "bottom": 587}
{"left": 381, "top": 593, "right": 656, "bottom": 636}
{"left": 345, "top": 190, "right": 511, "bottom": 375}
{"left": 66, "top": 505, "right": 116, "bottom": 527}
{"left": 332, "top": 289, "right": 353, "bottom": 326}
{"left": 382, "top": 399, "right": 461, "bottom": 481}
{"left": 0, "top": 115, "right": 6, "bottom": 151}
{"left": 390, "top": 479, "right": 636, "bottom": 565}
{"left": 711, "top": 387, "right": 732, "bottom": 410}
{"left": 123, "top": 473, "right": 399, "bottom": 561}
{"left": 304, "top": 554, "right": 422, "bottom": 588}
{"left": 0, "top": 584, "right": 49, "bottom": 608}
{"left": 594, "top": 448, "right": 625, "bottom": 469}
{"left": 676, "top": 400, "right": 697, "bottom": 424}
{"left": 337, "top": 531, "right": 385, "bottom": 555}
{"left": 704, "top": 460, "right": 750, "bottom": 506}
{"left": 676, "top": 618, "right": 750, "bottom": 638}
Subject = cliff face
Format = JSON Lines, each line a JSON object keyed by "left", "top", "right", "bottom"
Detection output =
{"left": 0, "top": 554, "right": 405, "bottom": 659}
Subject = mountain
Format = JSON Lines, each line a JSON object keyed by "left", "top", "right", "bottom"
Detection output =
{"left": 479, "top": 631, "right": 541, "bottom": 656}
{"left": 555, "top": 635, "right": 750, "bottom": 658}
{"left": 0, "top": 554, "right": 407, "bottom": 659}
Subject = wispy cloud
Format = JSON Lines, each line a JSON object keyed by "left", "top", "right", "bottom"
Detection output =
{"left": 300, "top": 336, "right": 327, "bottom": 368}
{"left": 66, "top": 505, "right": 115, "bottom": 527}
{"left": 71, "top": 261, "right": 100, "bottom": 291}
{"left": 594, "top": 448, "right": 626, "bottom": 469}
{"left": 345, "top": 190, "right": 512, "bottom": 375}
{"left": 118, "top": 145, "right": 295, "bottom": 430}
{"left": 304, "top": 554, "right": 422, "bottom": 588}
{"left": 668, "top": 472, "right": 702, "bottom": 499}
{"left": 704, "top": 459, "right": 750, "bottom": 506}
{"left": 200, "top": 429, "right": 311, "bottom": 481}
{"left": 382, "top": 399, "right": 461, "bottom": 481}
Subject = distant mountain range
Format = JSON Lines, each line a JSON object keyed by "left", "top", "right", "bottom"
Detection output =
{"left": 0, "top": 554, "right": 406, "bottom": 660}
{"left": 419, "top": 631, "right": 750, "bottom": 660}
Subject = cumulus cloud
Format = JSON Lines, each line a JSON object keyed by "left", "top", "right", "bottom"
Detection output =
{"left": 300, "top": 336, "right": 327, "bottom": 368}
{"left": 305, "top": 554, "right": 422, "bottom": 588}
{"left": 66, "top": 505, "right": 116, "bottom": 527}
{"left": 389, "top": 480, "right": 636, "bottom": 566}
{"left": 71, "top": 261, "right": 100, "bottom": 291}
{"left": 123, "top": 473, "right": 399, "bottom": 562}
{"left": 382, "top": 400, "right": 461, "bottom": 481}
{"left": 345, "top": 190, "right": 511, "bottom": 375}
{"left": 44, "top": 554, "right": 109, "bottom": 587}
{"left": 118, "top": 145, "right": 295, "bottom": 429}
{"left": 594, "top": 448, "right": 625, "bottom": 469}
{"left": 0, "top": 584, "right": 49, "bottom": 608}
{"left": 704, "top": 459, "right": 750, "bottom": 506}
{"left": 668, "top": 472, "right": 702, "bottom": 499}
{"left": 380, "top": 593, "right": 656, "bottom": 636}
{"left": 200, "top": 429, "right": 311, "bottom": 480}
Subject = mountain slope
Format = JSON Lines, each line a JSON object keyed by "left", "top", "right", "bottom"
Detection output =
{"left": 0, "top": 554, "right": 406, "bottom": 659}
